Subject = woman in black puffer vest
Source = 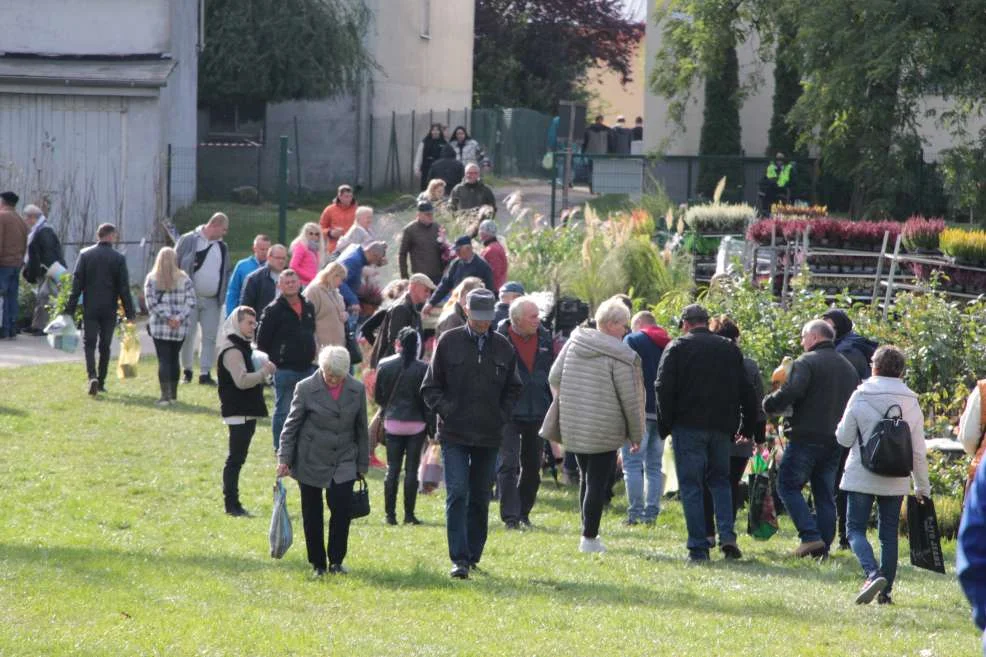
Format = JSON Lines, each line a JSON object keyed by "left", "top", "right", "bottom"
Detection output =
{"left": 374, "top": 327, "right": 431, "bottom": 525}
{"left": 217, "top": 306, "right": 276, "bottom": 516}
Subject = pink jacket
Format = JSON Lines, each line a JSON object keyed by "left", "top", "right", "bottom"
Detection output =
{"left": 290, "top": 242, "right": 319, "bottom": 287}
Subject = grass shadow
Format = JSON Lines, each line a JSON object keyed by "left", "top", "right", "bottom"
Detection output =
{"left": 0, "top": 405, "right": 27, "bottom": 416}
{"left": 95, "top": 394, "right": 219, "bottom": 416}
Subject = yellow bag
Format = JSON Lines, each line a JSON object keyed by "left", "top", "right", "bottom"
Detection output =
{"left": 116, "top": 323, "right": 140, "bottom": 379}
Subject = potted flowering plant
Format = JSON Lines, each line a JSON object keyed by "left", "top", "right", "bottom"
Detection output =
{"left": 902, "top": 216, "right": 946, "bottom": 254}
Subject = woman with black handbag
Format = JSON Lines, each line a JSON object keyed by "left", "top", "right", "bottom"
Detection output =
{"left": 374, "top": 327, "right": 430, "bottom": 526}
{"left": 276, "top": 345, "right": 369, "bottom": 576}
{"left": 835, "top": 345, "right": 931, "bottom": 605}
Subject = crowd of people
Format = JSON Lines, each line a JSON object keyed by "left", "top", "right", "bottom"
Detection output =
{"left": 0, "top": 183, "right": 976, "bottom": 622}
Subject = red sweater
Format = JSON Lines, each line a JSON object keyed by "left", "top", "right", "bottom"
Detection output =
{"left": 481, "top": 238, "right": 508, "bottom": 292}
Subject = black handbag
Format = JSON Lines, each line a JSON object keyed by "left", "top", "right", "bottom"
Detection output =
{"left": 345, "top": 325, "right": 363, "bottom": 366}
{"left": 351, "top": 475, "right": 371, "bottom": 519}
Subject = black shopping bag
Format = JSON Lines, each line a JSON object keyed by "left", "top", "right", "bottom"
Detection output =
{"left": 907, "top": 495, "right": 946, "bottom": 574}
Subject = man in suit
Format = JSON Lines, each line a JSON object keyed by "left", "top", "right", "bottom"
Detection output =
{"left": 65, "top": 223, "right": 136, "bottom": 396}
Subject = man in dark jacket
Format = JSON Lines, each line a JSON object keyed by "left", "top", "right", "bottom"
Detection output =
{"left": 364, "top": 273, "right": 434, "bottom": 368}
{"left": 256, "top": 269, "right": 317, "bottom": 450}
{"left": 240, "top": 244, "right": 286, "bottom": 315}
{"left": 821, "top": 307, "right": 878, "bottom": 549}
{"left": 763, "top": 319, "right": 860, "bottom": 558}
{"left": 496, "top": 296, "right": 554, "bottom": 529}
{"left": 423, "top": 236, "right": 495, "bottom": 312}
{"left": 65, "top": 223, "right": 136, "bottom": 396}
{"left": 426, "top": 145, "right": 465, "bottom": 194}
{"left": 449, "top": 164, "right": 497, "bottom": 214}
{"left": 398, "top": 202, "right": 445, "bottom": 284}
{"left": 655, "top": 304, "right": 758, "bottom": 561}
{"left": 22, "top": 203, "right": 66, "bottom": 334}
{"left": 622, "top": 311, "right": 671, "bottom": 525}
{"left": 422, "top": 289, "right": 522, "bottom": 579}
{"left": 493, "top": 281, "right": 524, "bottom": 326}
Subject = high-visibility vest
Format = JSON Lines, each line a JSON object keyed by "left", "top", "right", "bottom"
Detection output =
{"left": 767, "top": 162, "right": 793, "bottom": 188}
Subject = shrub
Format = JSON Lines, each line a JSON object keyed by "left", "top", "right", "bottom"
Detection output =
{"left": 902, "top": 216, "right": 946, "bottom": 252}
{"left": 684, "top": 202, "right": 755, "bottom": 234}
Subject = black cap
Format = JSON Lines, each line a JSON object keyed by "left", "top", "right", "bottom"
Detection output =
{"left": 454, "top": 235, "right": 472, "bottom": 249}
{"left": 417, "top": 200, "right": 433, "bottom": 213}
{"left": 465, "top": 288, "right": 496, "bottom": 321}
{"left": 679, "top": 304, "right": 709, "bottom": 325}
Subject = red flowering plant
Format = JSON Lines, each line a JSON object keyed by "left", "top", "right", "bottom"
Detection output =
{"left": 902, "top": 216, "right": 946, "bottom": 252}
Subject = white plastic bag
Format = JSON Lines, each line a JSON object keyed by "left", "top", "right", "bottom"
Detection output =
{"left": 44, "top": 314, "right": 79, "bottom": 353}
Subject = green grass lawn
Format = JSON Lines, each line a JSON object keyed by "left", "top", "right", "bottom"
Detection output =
{"left": 0, "top": 360, "right": 979, "bottom": 656}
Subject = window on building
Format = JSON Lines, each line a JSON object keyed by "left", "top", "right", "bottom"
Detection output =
{"left": 205, "top": 102, "right": 266, "bottom": 143}
{"left": 420, "top": 0, "right": 431, "bottom": 39}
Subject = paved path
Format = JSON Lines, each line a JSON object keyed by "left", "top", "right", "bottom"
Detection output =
{"left": 0, "top": 320, "right": 157, "bottom": 369}
{"left": 488, "top": 179, "right": 594, "bottom": 224}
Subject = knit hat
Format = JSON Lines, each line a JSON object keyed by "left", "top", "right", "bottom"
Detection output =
{"left": 821, "top": 309, "right": 853, "bottom": 340}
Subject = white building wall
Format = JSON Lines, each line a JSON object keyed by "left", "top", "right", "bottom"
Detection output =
{"left": 0, "top": 0, "right": 171, "bottom": 56}
{"left": 160, "top": 0, "right": 200, "bottom": 210}
{"left": 0, "top": 93, "right": 163, "bottom": 278}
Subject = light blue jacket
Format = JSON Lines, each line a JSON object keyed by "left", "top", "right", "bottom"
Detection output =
{"left": 225, "top": 255, "right": 261, "bottom": 317}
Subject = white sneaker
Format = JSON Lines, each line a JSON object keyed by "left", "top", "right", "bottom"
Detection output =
{"left": 579, "top": 536, "right": 606, "bottom": 553}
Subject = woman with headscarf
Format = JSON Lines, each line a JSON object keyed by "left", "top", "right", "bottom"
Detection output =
{"left": 144, "top": 246, "right": 196, "bottom": 406}
{"left": 289, "top": 222, "right": 322, "bottom": 288}
{"left": 415, "top": 123, "right": 447, "bottom": 191}
{"left": 276, "top": 345, "right": 369, "bottom": 576}
{"left": 304, "top": 261, "right": 348, "bottom": 352}
{"left": 217, "top": 305, "right": 276, "bottom": 516}
{"left": 447, "top": 126, "right": 485, "bottom": 167}
{"left": 374, "top": 327, "right": 430, "bottom": 526}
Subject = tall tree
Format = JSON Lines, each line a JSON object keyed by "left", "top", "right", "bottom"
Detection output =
{"left": 473, "top": 0, "right": 644, "bottom": 112}
{"left": 697, "top": 39, "right": 742, "bottom": 197}
{"left": 765, "top": 13, "right": 799, "bottom": 157}
{"left": 199, "top": 0, "right": 374, "bottom": 108}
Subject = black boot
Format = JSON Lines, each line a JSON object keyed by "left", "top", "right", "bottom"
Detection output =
{"left": 384, "top": 478, "right": 398, "bottom": 525}
{"left": 404, "top": 481, "right": 421, "bottom": 525}
{"left": 223, "top": 466, "right": 249, "bottom": 517}
{"left": 156, "top": 379, "right": 170, "bottom": 406}
{"left": 170, "top": 379, "right": 179, "bottom": 402}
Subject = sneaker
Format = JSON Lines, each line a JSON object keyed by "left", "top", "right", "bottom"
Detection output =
{"left": 519, "top": 517, "right": 533, "bottom": 529}
{"left": 877, "top": 592, "right": 893, "bottom": 605}
{"left": 155, "top": 398, "right": 170, "bottom": 407}
{"left": 404, "top": 515, "right": 422, "bottom": 526}
{"left": 97, "top": 382, "right": 107, "bottom": 393}
{"left": 369, "top": 454, "right": 387, "bottom": 470}
{"left": 450, "top": 564, "right": 470, "bottom": 579}
{"left": 88, "top": 378, "right": 99, "bottom": 396}
{"left": 505, "top": 521, "right": 521, "bottom": 530}
{"left": 579, "top": 536, "right": 606, "bottom": 553}
{"left": 855, "top": 575, "right": 888, "bottom": 605}
{"left": 313, "top": 567, "right": 327, "bottom": 578}
{"left": 793, "top": 539, "right": 827, "bottom": 558}
{"left": 721, "top": 543, "right": 743, "bottom": 560}
{"left": 385, "top": 514, "right": 398, "bottom": 526}
{"left": 198, "top": 374, "right": 217, "bottom": 386}
{"left": 182, "top": 369, "right": 193, "bottom": 383}
{"left": 328, "top": 563, "right": 348, "bottom": 575}
{"left": 225, "top": 505, "right": 251, "bottom": 517}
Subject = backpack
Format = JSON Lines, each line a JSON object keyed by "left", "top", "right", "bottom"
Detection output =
{"left": 856, "top": 403, "right": 913, "bottom": 478}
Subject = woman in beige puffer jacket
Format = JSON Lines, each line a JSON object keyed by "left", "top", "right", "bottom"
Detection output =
{"left": 548, "top": 298, "right": 645, "bottom": 554}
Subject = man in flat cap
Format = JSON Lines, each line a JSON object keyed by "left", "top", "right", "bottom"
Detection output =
{"left": 422, "top": 235, "right": 495, "bottom": 314}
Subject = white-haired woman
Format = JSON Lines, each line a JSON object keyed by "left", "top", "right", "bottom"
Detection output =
{"left": 276, "top": 346, "right": 369, "bottom": 576}
{"left": 304, "top": 261, "right": 348, "bottom": 351}
{"left": 548, "top": 297, "right": 645, "bottom": 553}
{"left": 144, "top": 246, "right": 196, "bottom": 405}
{"left": 289, "top": 222, "right": 322, "bottom": 288}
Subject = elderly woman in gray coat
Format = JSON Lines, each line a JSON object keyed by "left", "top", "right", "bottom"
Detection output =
{"left": 549, "top": 297, "right": 645, "bottom": 554}
{"left": 276, "top": 345, "right": 369, "bottom": 576}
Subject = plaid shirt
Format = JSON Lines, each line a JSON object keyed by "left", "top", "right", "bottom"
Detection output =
{"left": 145, "top": 274, "right": 196, "bottom": 341}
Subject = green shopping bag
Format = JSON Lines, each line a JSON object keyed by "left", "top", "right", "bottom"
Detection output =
{"left": 747, "top": 447, "right": 778, "bottom": 540}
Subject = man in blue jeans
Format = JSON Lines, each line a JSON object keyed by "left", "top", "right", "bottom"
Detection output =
{"left": 655, "top": 304, "right": 759, "bottom": 561}
{"left": 255, "top": 269, "right": 317, "bottom": 450}
{"left": 763, "top": 319, "right": 859, "bottom": 557}
{"left": 622, "top": 311, "right": 670, "bottom": 525}
{"left": 0, "top": 191, "right": 28, "bottom": 339}
{"left": 422, "top": 289, "right": 522, "bottom": 579}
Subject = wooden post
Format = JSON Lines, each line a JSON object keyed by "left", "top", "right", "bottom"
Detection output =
{"left": 882, "top": 233, "right": 903, "bottom": 319}
{"left": 871, "top": 230, "right": 890, "bottom": 307}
